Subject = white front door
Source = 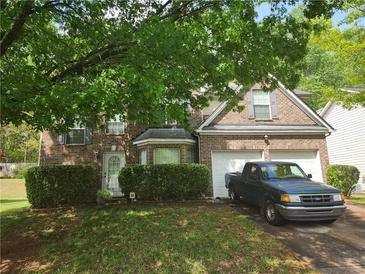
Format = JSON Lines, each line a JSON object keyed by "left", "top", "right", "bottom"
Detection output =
{"left": 211, "top": 150, "right": 263, "bottom": 198}
{"left": 103, "top": 152, "right": 125, "bottom": 197}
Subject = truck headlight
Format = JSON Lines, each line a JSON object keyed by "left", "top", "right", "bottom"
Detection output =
{"left": 281, "top": 194, "right": 301, "bottom": 203}
{"left": 333, "top": 194, "right": 344, "bottom": 202}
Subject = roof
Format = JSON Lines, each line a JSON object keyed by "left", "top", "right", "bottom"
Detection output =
{"left": 198, "top": 125, "right": 329, "bottom": 135}
{"left": 196, "top": 76, "right": 334, "bottom": 133}
{"left": 293, "top": 89, "right": 311, "bottom": 96}
{"left": 133, "top": 128, "right": 196, "bottom": 145}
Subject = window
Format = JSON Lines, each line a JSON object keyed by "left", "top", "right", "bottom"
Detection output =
{"left": 186, "top": 148, "right": 195, "bottom": 163}
{"left": 153, "top": 148, "right": 180, "bottom": 164}
{"left": 65, "top": 129, "right": 85, "bottom": 144}
{"left": 253, "top": 91, "right": 271, "bottom": 119}
{"left": 262, "top": 163, "right": 306, "bottom": 180}
{"left": 106, "top": 115, "right": 124, "bottom": 134}
{"left": 247, "top": 164, "right": 259, "bottom": 180}
{"left": 139, "top": 149, "right": 147, "bottom": 165}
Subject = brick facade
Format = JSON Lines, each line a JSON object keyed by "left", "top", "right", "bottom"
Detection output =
{"left": 39, "top": 83, "right": 331, "bottom": 197}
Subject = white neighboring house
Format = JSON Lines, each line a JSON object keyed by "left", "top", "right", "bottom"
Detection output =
{"left": 320, "top": 88, "right": 365, "bottom": 191}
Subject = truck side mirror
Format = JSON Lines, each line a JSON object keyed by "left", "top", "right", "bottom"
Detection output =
{"left": 307, "top": 174, "right": 312, "bottom": 179}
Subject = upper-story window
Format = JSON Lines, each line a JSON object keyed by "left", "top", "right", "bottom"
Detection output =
{"left": 65, "top": 122, "right": 85, "bottom": 144}
{"left": 106, "top": 115, "right": 124, "bottom": 135}
{"left": 253, "top": 91, "right": 271, "bottom": 119}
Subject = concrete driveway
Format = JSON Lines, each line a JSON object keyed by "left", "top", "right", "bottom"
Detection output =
{"left": 234, "top": 201, "right": 365, "bottom": 273}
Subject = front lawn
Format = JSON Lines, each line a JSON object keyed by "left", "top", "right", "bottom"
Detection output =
{"left": 1, "top": 205, "right": 312, "bottom": 273}
{"left": 0, "top": 179, "right": 29, "bottom": 214}
{"left": 350, "top": 194, "right": 365, "bottom": 204}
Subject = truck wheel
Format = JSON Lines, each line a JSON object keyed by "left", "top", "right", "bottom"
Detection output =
{"left": 228, "top": 186, "right": 240, "bottom": 202}
{"left": 264, "top": 200, "right": 287, "bottom": 226}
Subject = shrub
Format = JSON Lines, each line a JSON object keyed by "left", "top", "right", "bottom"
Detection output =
{"left": 25, "top": 165, "right": 96, "bottom": 208}
{"left": 13, "top": 165, "right": 32, "bottom": 179}
{"left": 97, "top": 189, "right": 112, "bottom": 200}
{"left": 327, "top": 165, "right": 360, "bottom": 196}
{"left": 119, "top": 164, "right": 210, "bottom": 201}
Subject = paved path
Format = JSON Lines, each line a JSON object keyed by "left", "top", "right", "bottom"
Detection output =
{"left": 233, "top": 202, "right": 365, "bottom": 273}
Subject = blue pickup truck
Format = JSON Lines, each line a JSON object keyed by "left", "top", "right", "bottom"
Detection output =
{"left": 225, "top": 161, "right": 346, "bottom": 225}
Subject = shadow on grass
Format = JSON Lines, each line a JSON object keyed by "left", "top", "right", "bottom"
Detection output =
{"left": 0, "top": 199, "right": 28, "bottom": 204}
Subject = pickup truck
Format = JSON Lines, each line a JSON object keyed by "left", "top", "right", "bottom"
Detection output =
{"left": 225, "top": 161, "right": 346, "bottom": 225}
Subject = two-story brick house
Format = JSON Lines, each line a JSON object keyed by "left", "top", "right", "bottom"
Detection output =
{"left": 39, "top": 81, "right": 333, "bottom": 198}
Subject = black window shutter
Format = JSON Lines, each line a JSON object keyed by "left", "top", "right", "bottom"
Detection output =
{"left": 247, "top": 91, "right": 255, "bottom": 119}
{"left": 85, "top": 128, "right": 92, "bottom": 144}
{"left": 270, "top": 91, "right": 279, "bottom": 119}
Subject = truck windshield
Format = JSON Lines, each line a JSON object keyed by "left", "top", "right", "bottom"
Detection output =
{"left": 261, "top": 163, "right": 307, "bottom": 180}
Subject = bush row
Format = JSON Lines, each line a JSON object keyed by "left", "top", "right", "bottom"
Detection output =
{"left": 119, "top": 164, "right": 209, "bottom": 201}
{"left": 327, "top": 164, "right": 360, "bottom": 196}
{"left": 25, "top": 165, "right": 96, "bottom": 208}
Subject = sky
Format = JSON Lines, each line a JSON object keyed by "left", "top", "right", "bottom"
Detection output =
{"left": 256, "top": 2, "right": 365, "bottom": 30}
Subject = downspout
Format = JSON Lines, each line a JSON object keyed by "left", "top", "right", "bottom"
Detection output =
{"left": 193, "top": 131, "right": 201, "bottom": 163}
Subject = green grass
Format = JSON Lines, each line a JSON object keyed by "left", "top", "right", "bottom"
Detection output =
{"left": 1, "top": 206, "right": 312, "bottom": 273}
{"left": 0, "top": 178, "right": 29, "bottom": 214}
{"left": 350, "top": 194, "right": 365, "bottom": 204}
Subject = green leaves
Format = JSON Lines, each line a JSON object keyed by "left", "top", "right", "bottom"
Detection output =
{"left": 1, "top": 0, "right": 338, "bottom": 130}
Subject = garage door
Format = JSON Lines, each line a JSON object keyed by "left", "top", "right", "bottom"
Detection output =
{"left": 211, "top": 151, "right": 263, "bottom": 198}
{"left": 269, "top": 150, "right": 323, "bottom": 182}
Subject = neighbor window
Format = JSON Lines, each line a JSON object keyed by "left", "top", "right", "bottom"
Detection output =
{"left": 106, "top": 115, "right": 124, "bottom": 134}
{"left": 253, "top": 91, "right": 271, "bottom": 119}
{"left": 139, "top": 149, "right": 147, "bottom": 165}
{"left": 65, "top": 122, "right": 85, "bottom": 144}
{"left": 153, "top": 148, "right": 180, "bottom": 164}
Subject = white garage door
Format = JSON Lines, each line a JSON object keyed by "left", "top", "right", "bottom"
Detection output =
{"left": 269, "top": 150, "right": 323, "bottom": 182}
{"left": 211, "top": 151, "right": 263, "bottom": 198}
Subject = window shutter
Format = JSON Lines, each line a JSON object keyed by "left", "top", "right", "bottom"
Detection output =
{"left": 270, "top": 91, "right": 278, "bottom": 119}
{"left": 57, "top": 134, "right": 65, "bottom": 145}
{"left": 85, "top": 128, "right": 92, "bottom": 144}
{"left": 247, "top": 91, "right": 255, "bottom": 119}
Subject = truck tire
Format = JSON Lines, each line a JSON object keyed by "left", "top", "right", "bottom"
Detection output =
{"left": 228, "top": 186, "right": 240, "bottom": 202}
{"left": 263, "top": 200, "right": 287, "bottom": 226}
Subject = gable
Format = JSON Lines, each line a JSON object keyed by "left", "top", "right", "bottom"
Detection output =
{"left": 211, "top": 88, "right": 315, "bottom": 126}
{"left": 196, "top": 80, "right": 333, "bottom": 133}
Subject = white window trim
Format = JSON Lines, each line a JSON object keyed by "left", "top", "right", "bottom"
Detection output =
{"left": 252, "top": 90, "right": 272, "bottom": 120}
{"left": 153, "top": 148, "right": 181, "bottom": 164}
{"left": 65, "top": 128, "right": 86, "bottom": 145}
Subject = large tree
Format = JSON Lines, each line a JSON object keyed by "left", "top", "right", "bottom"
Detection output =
{"left": 1, "top": 0, "right": 340, "bottom": 130}
{"left": 298, "top": 0, "right": 365, "bottom": 109}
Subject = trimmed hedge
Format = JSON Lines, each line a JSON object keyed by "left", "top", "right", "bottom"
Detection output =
{"left": 327, "top": 165, "right": 360, "bottom": 195}
{"left": 25, "top": 165, "right": 96, "bottom": 208}
{"left": 119, "top": 164, "right": 210, "bottom": 201}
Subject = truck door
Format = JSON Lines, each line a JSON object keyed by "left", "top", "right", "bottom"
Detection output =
{"left": 245, "top": 164, "right": 263, "bottom": 205}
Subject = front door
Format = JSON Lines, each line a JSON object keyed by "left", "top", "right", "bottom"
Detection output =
{"left": 103, "top": 152, "right": 125, "bottom": 197}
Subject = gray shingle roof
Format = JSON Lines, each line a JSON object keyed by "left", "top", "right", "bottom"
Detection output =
{"left": 133, "top": 128, "right": 195, "bottom": 142}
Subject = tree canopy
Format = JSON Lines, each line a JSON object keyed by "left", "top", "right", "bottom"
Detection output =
{"left": 1, "top": 0, "right": 341, "bottom": 130}
{"left": 298, "top": 0, "right": 365, "bottom": 109}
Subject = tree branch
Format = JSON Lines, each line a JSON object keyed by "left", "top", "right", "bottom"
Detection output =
{"left": 0, "top": 0, "right": 34, "bottom": 57}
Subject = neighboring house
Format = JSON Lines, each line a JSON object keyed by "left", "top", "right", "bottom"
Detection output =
{"left": 320, "top": 90, "right": 365, "bottom": 184}
{"left": 40, "top": 81, "right": 333, "bottom": 198}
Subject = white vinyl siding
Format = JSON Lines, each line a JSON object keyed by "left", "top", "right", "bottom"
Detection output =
{"left": 106, "top": 115, "right": 124, "bottom": 134}
{"left": 253, "top": 91, "right": 271, "bottom": 119}
{"left": 153, "top": 148, "right": 180, "bottom": 164}
{"left": 323, "top": 104, "right": 365, "bottom": 183}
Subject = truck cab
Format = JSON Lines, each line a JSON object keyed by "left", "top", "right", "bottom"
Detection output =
{"left": 225, "top": 161, "right": 346, "bottom": 225}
